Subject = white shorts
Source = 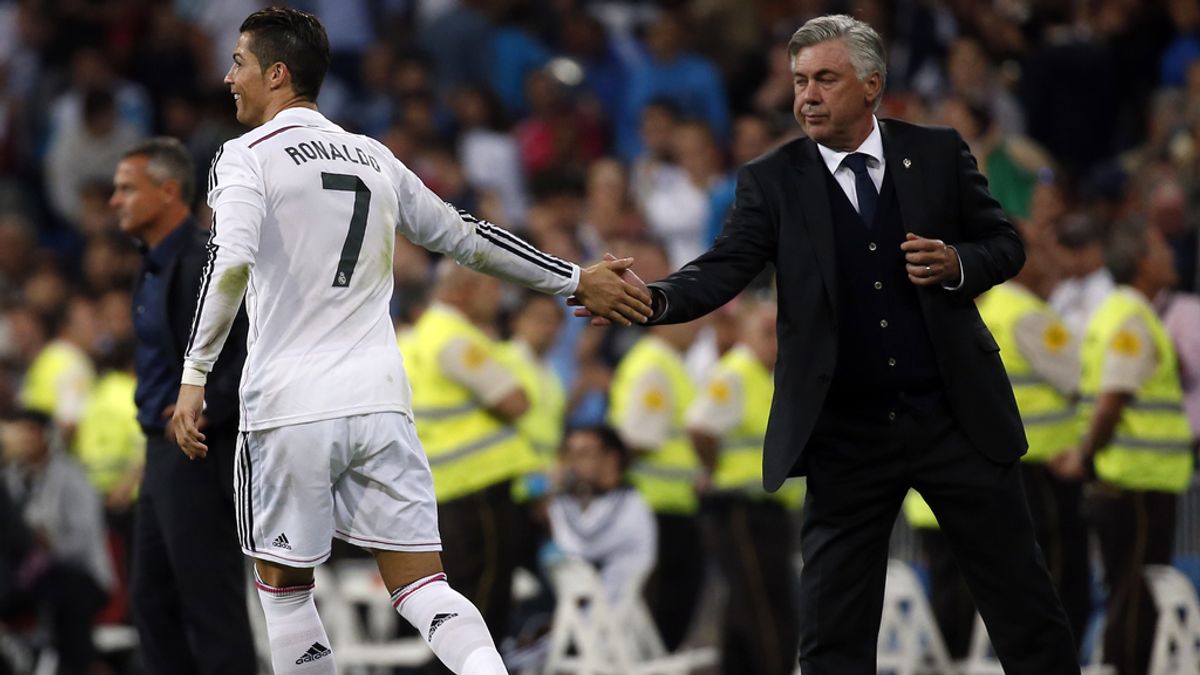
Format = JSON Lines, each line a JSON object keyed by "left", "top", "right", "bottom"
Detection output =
{"left": 234, "top": 411, "right": 442, "bottom": 567}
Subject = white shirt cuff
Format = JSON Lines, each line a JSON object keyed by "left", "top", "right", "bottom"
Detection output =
{"left": 942, "top": 246, "right": 966, "bottom": 291}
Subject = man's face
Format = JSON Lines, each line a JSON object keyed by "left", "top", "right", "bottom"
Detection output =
{"left": 515, "top": 297, "right": 563, "bottom": 352}
{"left": 792, "top": 39, "right": 879, "bottom": 150}
{"left": 1144, "top": 226, "right": 1180, "bottom": 291}
{"left": 1, "top": 420, "right": 46, "bottom": 465}
{"left": 224, "top": 32, "right": 270, "bottom": 126}
{"left": 562, "top": 430, "right": 619, "bottom": 494}
{"left": 110, "top": 157, "right": 170, "bottom": 239}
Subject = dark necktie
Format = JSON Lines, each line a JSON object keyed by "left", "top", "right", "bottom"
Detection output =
{"left": 842, "top": 152, "right": 877, "bottom": 226}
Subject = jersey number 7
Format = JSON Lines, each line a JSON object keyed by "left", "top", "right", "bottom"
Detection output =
{"left": 322, "top": 172, "right": 372, "bottom": 288}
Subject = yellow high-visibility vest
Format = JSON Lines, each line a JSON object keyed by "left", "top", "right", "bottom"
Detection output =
{"left": 403, "top": 305, "right": 539, "bottom": 502}
{"left": 707, "top": 345, "right": 804, "bottom": 507}
{"left": 497, "top": 340, "right": 565, "bottom": 501}
{"left": 20, "top": 340, "right": 93, "bottom": 422}
{"left": 1079, "top": 287, "right": 1194, "bottom": 493}
{"left": 75, "top": 370, "right": 144, "bottom": 496}
{"left": 977, "top": 282, "right": 1080, "bottom": 463}
{"left": 609, "top": 336, "right": 700, "bottom": 515}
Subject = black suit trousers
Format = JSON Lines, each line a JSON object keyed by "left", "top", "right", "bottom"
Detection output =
{"left": 796, "top": 400, "right": 1079, "bottom": 675}
{"left": 131, "top": 434, "right": 256, "bottom": 675}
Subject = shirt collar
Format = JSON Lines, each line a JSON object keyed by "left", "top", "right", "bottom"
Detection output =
{"left": 143, "top": 217, "right": 192, "bottom": 273}
{"left": 816, "top": 116, "right": 884, "bottom": 175}
{"left": 269, "top": 106, "right": 336, "bottom": 129}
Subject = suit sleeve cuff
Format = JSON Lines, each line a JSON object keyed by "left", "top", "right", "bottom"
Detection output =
{"left": 648, "top": 287, "right": 669, "bottom": 323}
{"left": 941, "top": 246, "right": 966, "bottom": 291}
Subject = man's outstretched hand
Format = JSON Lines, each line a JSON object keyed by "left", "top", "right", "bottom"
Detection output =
{"left": 569, "top": 255, "right": 652, "bottom": 327}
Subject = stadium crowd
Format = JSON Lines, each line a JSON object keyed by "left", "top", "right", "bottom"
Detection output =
{"left": 0, "top": 0, "right": 1199, "bottom": 674}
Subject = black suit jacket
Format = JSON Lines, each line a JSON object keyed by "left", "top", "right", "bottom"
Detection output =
{"left": 648, "top": 119, "right": 1027, "bottom": 490}
{"left": 133, "top": 219, "right": 248, "bottom": 436}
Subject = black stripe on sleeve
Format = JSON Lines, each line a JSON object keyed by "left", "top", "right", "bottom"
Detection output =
{"left": 184, "top": 213, "right": 220, "bottom": 357}
{"left": 450, "top": 204, "right": 575, "bottom": 276}
{"left": 476, "top": 227, "right": 574, "bottom": 280}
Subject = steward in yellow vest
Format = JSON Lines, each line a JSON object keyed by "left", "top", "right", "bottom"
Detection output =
{"left": 20, "top": 296, "right": 98, "bottom": 435}
{"left": 685, "top": 298, "right": 799, "bottom": 675}
{"left": 905, "top": 227, "right": 1093, "bottom": 657}
{"left": 496, "top": 291, "right": 567, "bottom": 574}
{"left": 75, "top": 367, "right": 145, "bottom": 511}
{"left": 402, "top": 263, "right": 538, "bottom": 637}
{"left": 1055, "top": 222, "right": 1195, "bottom": 675}
{"left": 608, "top": 322, "right": 703, "bottom": 651}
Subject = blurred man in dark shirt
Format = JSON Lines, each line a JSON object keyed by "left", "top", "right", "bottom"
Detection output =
{"left": 111, "top": 137, "right": 255, "bottom": 674}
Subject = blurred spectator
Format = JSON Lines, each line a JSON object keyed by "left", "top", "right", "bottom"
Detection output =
{"left": 82, "top": 231, "right": 140, "bottom": 294}
{"left": 1160, "top": 0, "right": 1200, "bottom": 87}
{"left": 19, "top": 294, "right": 97, "bottom": 435}
{"left": 1021, "top": 3, "right": 1119, "bottom": 175}
{"left": 419, "top": 0, "right": 494, "bottom": 97}
{"left": 1051, "top": 212, "right": 1116, "bottom": 336}
{"left": 44, "top": 88, "right": 143, "bottom": 227}
{"left": 618, "top": 10, "right": 730, "bottom": 161}
{"left": 1, "top": 409, "right": 113, "bottom": 675}
{"left": 1156, "top": 281, "right": 1200, "bottom": 438}
{"left": 944, "top": 36, "right": 1025, "bottom": 135}
{"left": 731, "top": 112, "right": 779, "bottom": 167}
{"left": 46, "top": 48, "right": 152, "bottom": 146}
{"left": 638, "top": 119, "right": 716, "bottom": 267}
{"left": 548, "top": 425, "right": 656, "bottom": 605}
{"left": 490, "top": 11, "right": 555, "bottom": 115}
{"left": 673, "top": 120, "right": 735, "bottom": 246}
{"left": 453, "top": 85, "right": 528, "bottom": 225}
{"left": 515, "top": 69, "right": 606, "bottom": 176}
{"left": 579, "top": 158, "right": 645, "bottom": 256}
{"left": 630, "top": 98, "right": 681, "bottom": 206}
{"left": 0, "top": 214, "right": 35, "bottom": 305}
{"left": 559, "top": 11, "right": 630, "bottom": 124}
{"left": 939, "top": 96, "right": 1054, "bottom": 221}
{"left": 346, "top": 42, "right": 397, "bottom": 137}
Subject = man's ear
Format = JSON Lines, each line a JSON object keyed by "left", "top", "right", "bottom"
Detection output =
{"left": 864, "top": 71, "right": 882, "bottom": 106}
{"left": 267, "top": 61, "right": 290, "bottom": 91}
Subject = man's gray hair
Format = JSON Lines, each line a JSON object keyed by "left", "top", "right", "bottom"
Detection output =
{"left": 1105, "top": 218, "right": 1148, "bottom": 286}
{"left": 121, "top": 137, "right": 196, "bottom": 205}
{"left": 787, "top": 14, "right": 887, "bottom": 111}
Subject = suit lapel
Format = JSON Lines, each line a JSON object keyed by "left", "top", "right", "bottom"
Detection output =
{"left": 881, "top": 121, "right": 932, "bottom": 240}
{"left": 791, "top": 140, "right": 837, "bottom": 309}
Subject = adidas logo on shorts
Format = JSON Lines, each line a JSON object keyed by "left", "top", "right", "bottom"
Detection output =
{"left": 272, "top": 533, "right": 293, "bottom": 550}
{"left": 428, "top": 612, "right": 458, "bottom": 640}
{"left": 296, "top": 641, "right": 331, "bottom": 664}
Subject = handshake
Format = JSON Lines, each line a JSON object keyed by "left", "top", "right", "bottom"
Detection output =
{"left": 569, "top": 253, "right": 654, "bottom": 327}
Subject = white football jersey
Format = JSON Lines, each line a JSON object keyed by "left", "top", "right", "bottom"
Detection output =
{"left": 184, "top": 107, "right": 579, "bottom": 431}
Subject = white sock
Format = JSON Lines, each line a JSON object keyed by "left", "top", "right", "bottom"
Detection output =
{"left": 391, "top": 572, "right": 508, "bottom": 674}
{"left": 255, "top": 571, "right": 337, "bottom": 674}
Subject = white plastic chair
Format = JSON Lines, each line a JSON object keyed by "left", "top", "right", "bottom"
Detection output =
{"left": 541, "top": 558, "right": 716, "bottom": 675}
{"left": 312, "top": 562, "right": 433, "bottom": 672}
{"left": 876, "top": 559, "right": 958, "bottom": 675}
{"left": 1145, "top": 565, "right": 1200, "bottom": 675}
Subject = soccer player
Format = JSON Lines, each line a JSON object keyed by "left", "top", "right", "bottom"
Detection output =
{"left": 169, "top": 7, "right": 650, "bottom": 675}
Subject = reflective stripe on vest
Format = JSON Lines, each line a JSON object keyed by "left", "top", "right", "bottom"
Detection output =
{"left": 1078, "top": 288, "right": 1194, "bottom": 493}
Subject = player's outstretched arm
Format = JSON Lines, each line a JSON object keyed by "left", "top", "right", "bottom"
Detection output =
{"left": 391, "top": 160, "right": 649, "bottom": 324}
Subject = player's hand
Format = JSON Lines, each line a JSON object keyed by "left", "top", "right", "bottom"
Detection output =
{"left": 901, "top": 233, "right": 960, "bottom": 286}
{"left": 570, "top": 256, "right": 652, "bottom": 327}
{"left": 170, "top": 384, "right": 209, "bottom": 460}
{"left": 569, "top": 253, "right": 652, "bottom": 326}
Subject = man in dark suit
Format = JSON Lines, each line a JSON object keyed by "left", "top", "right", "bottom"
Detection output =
{"left": 110, "top": 138, "right": 256, "bottom": 674}
{"left": 610, "top": 15, "right": 1080, "bottom": 674}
